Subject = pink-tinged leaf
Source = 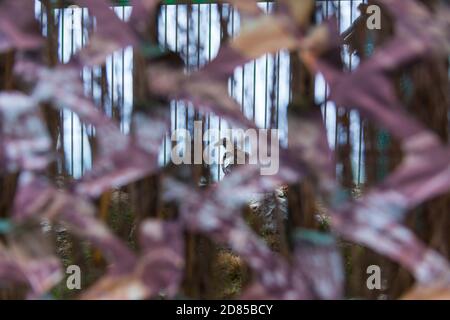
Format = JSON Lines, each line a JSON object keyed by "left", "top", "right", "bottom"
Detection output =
{"left": 12, "top": 173, "right": 137, "bottom": 274}
{"left": 292, "top": 229, "right": 344, "bottom": 299}
{"left": 219, "top": 0, "right": 263, "bottom": 18}
{"left": 402, "top": 283, "right": 450, "bottom": 300}
{"left": 128, "top": 0, "right": 161, "bottom": 34}
{"left": 71, "top": 0, "right": 138, "bottom": 66}
{"left": 332, "top": 206, "right": 450, "bottom": 284}
{"left": 138, "top": 219, "right": 184, "bottom": 298}
{"left": 295, "top": 1, "right": 450, "bottom": 283}
{"left": 0, "top": 0, "right": 43, "bottom": 52}
{"left": 0, "top": 92, "right": 52, "bottom": 173}
{"left": 18, "top": 63, "right": 165, "bottom": 197}
{"left": 196, "top": 0, "right": 318, "bottom": 81}
{"left": 75, "top": 111, "right": 169, "bottom": 198}
{"left": 163, "top": 177, "right": 314, "bottom": 299}
{"left": 82, "top": 219, "right": 184, "bottom": 300}
{"left": 147, "top": 59, "right": 257, "bottom": 130}
{"left": 328, "top": 144, "right": 450, "bottom": 283}
{"left": 0, "top": 243, "right": 62, "bottom": 298}
{"left": 287, "top": 107, "right": 336, "bottom": 192}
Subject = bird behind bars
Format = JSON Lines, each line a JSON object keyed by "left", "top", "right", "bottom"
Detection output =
{"left": 220, "top": 137, "right": 250, "bottom": 175}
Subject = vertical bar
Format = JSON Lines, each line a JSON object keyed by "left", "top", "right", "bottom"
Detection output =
{"left": 208, "top": 3, "right": 214, "bottom": 179}
{"left": 174, "top": 4, "right": 179, "bottom": 131}
{"left": 197, "top": 4, "right": 201, "bottom": 69}
{"left": 334, "top": 1, "right": 341, "bottom": 151}
{"left": 186, "top": 4, "right": 190, "bottom": 132}
{"left": 70, "top": 6, "right": 75, "bottom": 176}
{"left": 323, "top": 0, "right": 329, "bottom": 125}
{"left": 164, "top": 4, "right": 168, "bottom": 164}
{"left": 252, "top": 60, "right": 256, "bottom": 122}
{"left": 276, "top": 52, "right": 280, "bottom": 129}
{"left": 241, "top": 65, "right": 245, "bottom": 112}
{"left": 81, "top": 7, "right": 85, "bottom": 175}
{"left": 217, "top": 4, "right": 222, "bottom": 180}
{"left": 264, "top": 2, "right": 269, "bottom": 128}
{"left": 230, "top": 6, "right": 235, "bottom": 99}
{"left": 121, "top": 6, "right": 125, "bottom": 133}
{"left": 61, "top": 8, "right": 66, "bottom": 174}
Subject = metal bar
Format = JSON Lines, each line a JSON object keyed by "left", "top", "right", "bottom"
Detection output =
{"left": 60, "top": 8, "right": 66, "bottom": 174}
{"left": 186, "top": 4, "right": 190, "bottom": 133}
{"left": 81, "top": 7, "right": 85, "bottom": 174}
{"left": 174, "top": 4, "right": 178, "bottom": 131}
{"left": 163, "top": 4, "right": 168, "bottom": 164}
{"left": 70, "top": 6, "right": 75, "bottom": 175}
